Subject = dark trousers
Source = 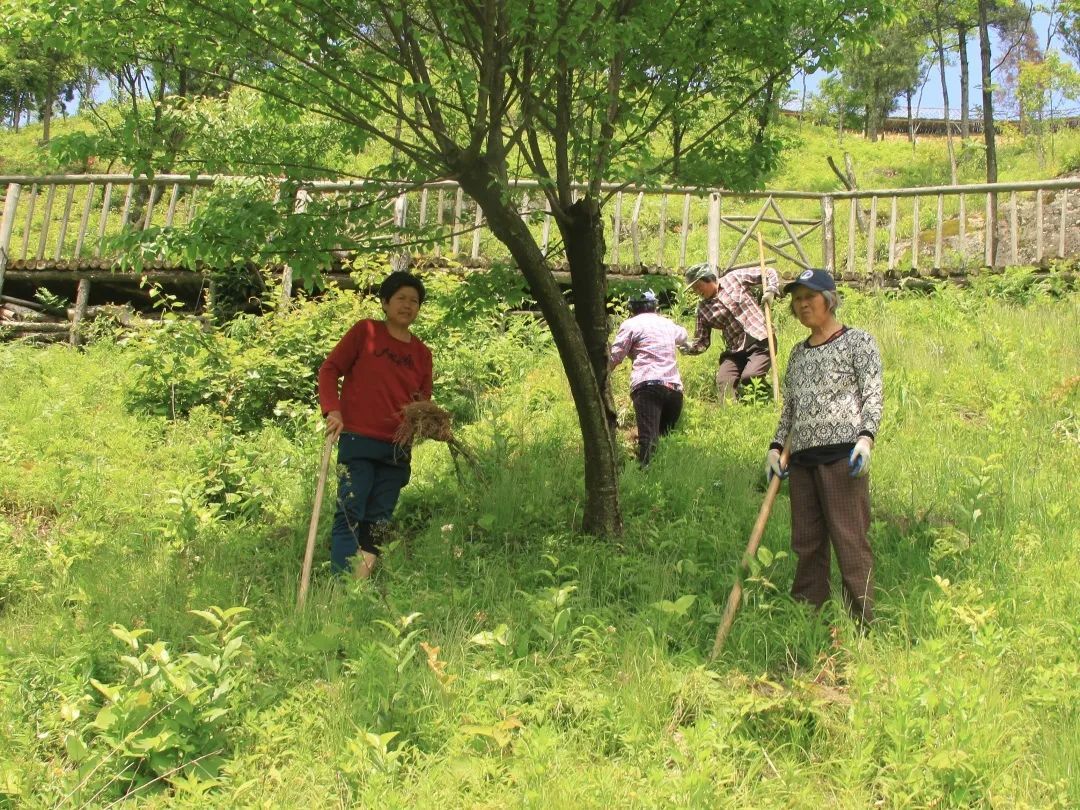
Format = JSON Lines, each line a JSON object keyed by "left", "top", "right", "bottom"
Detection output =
{"left": 716, "top": 340, "right": 771, "bottom": 401}
{"left": 630, "top": 384, "right": 683, "bottom": 465}
{"left": 788, "top": 458, "right": 874, "bottom": 624}
{"left": 330, "top": 434, "right": 411, "bottom": 574}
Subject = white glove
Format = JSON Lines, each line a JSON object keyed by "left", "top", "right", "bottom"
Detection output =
{"left": 849, "top": 437, "right": 873, "bottom": 477}
{"left": 766, "top": 448, "right": 788, "bottom": 482}
{"left": 762, "top": 290, "right": 776, "bottom": 307}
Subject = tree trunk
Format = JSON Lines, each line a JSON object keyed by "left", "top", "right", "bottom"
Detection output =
{"left": 906, "top": 88, "right": 915, "bottom": 148}
{"left": 978, "top": 0, "right": 998, "bottom": 263}
{"left": 958, "top": 25, "right": 971, "bottom": 139}
{"left": 458, "top": 162, "right": 623, "bottom": 537}
{"left": 40, "top": 74, "right": 56, "bottom": 145}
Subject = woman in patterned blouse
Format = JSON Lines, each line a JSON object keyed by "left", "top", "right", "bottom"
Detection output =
{"left": 766, "top": 269, "right": 883, "bottom": 625}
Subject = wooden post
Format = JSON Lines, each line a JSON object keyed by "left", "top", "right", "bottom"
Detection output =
{"left": 142, "top": 183, "right": 160, "bottom": 230}
{"left": 631, "top": 191, "right": 644, "bottom": 266}
{"left": 36, "top": 184, "right": 56, "bottom": 261}
{"left": 657, "top": 193, "right": 669, "bottom": 268}
{"left": 958, "top": 194, "right": 966, "bottom": 263}
{"left": 1009, "top": 191, "right": 1018, "bottom": 266}
{"left": 887, "top": 196, "right": 898, "bottom": 271}
{"left": 1059, "top": 190, "right": 1068, "bottom": 260}
{"left": 1035, "top": 189, "right": 1043, "bottom": 264}
{"left": 707, "top": 192, "right": 721, "bottom": 269}
{"left": 0, "top": 183, "right": 22, "bottom": 300}
{"left": 934, "top": 193, "right": 944, "bottom": 270}
{"left": 55, "top": 185, "right": 75, "bottom": 260}
{"left": 758, "top": 233, "right": 780, "bottom": 403}
{"left": 118, "top": 183, "right": 134, "bottom": 231}
{"left": 95, "top": 183, "right": 113, "bottom": 258}
{"left": 435, "top": 189, "right": 445, "bottom": 257}
{"left": 984, "top": 192, "right": 993, "bottom": 267}
{"left": 281, "top": 188, "right": 310, "bottom": 305}
{"left": 419, "top": 187, "right": 429, "bottom": 228}
{"left": 69, "top": 278, "right": 91, "bottom": 346}
{"left": 846, "top": 198, "right": 857, "bottom": 276}
{"left": 612, "top": 191, "right": 623, "bottom": 266}
{"left": 164, "top": 184, "right": 180, "bottom": 227}
{"left": 451, "top": 187, "right": 464, "bottom": 255}
{"left": 911, "top": 196, "right": 920, "bottom": 273}
{"left": 866, "top": 195, "right": 877, "bottom": 281}
{"left": 679, "top": 193, "right": 691, "bottom": 267}
{"left": 20, "top": 184, "right": 38, "bottom": 260}
{"left": 74, "top": 182, "right": 94, "bottom": 258}
{"left": 470, "top": 200, "right": 482, "bottom": 260}
{"left": 820, "top": 195, "right": 835, "bottom": 271}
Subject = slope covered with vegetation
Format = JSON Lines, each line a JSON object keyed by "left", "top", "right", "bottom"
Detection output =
{"left": 1, "top": 271, "right": 1077, "bottom": 807}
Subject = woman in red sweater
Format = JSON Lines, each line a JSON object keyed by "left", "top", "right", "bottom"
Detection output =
{"left": 318, "top": 271, "right": 433, "bottom": 578}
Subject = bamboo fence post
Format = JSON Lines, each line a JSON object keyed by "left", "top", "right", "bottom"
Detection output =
{"left": 419, "top": 187, "right": 429, "bottom": 227}
{"left": 297, "top": 435, "right": 335, "bottom": 610}
{"left": 612, "top": 191, "right": 623, "bottom": 266}
{"left": 36, "top": 184, "right": 56, "bottom": 260}
{"left": 911, "top": 196, "right": 920, "bottom": 274}
{"left": 470, "top": 200, "right": 483, "bottom": 260}
{"left": 958, "top": 193, "right": 966, "bottom": 260}
{"left": 887, "top": 196, "right": 898, "bottom": 271}
{"left": 1059, "top": 190, "right": 1068, "bottom": 259}
{"left": 631, "top": 191, "right": 644, "bottom": 266}
{"left": 0, "top": 182, "right": 22, "bottom": 299}
{"left": 69, "top": 278, "right": 91, "bottom": 346}
{"left": 435, "top": 189, "right": 445, "bottom": 257}
{"left": 142, "top": 183, "right": 160, "bottom": 230}
{"left": 164, "top": 183, "right": 180, "bottom": 227}
{"left": 984, "top": 192, "right": 993, "bottom": 267}
{"left": 758, "top": 233, "right": 780, "bottom": 403}
{"left": 934, "top": 193, "right": 944, "bottom": 270}
{"left": 451, "top": 187, "right": 464, "bottom": 255}
{"left": 866, "top": 195, "right": 877, "bottom": 281}
{"left": 821, "top": 195, "right": 835, "bottom": 271}
{"left": 1009, "top": 191, "right": 1018, "bottom": 265}
{"left": 118, "top": 183, "right": 134, "bottom": 231}
{"left": 20, "top": 184, "right": 38, "bottom": 260}
{"left": 74, "top": 182, "right": 94, "bottom": 258}
{"left": 1035, "top": 189, "right": 1043, "bottom": 264}
{"left": 709, "top": 445, "right": 790, "bottom": 659}
{"left": 281, "top": 188, "right": 310, "bottom": 305}
{"left": 846, "top": 198, "right": 857, "bottom": 275}
{"left": 95, "top": 183, "right": 113, "bottom": 258}
{"left": 657, "top": 193, "right": 668, "bottom": 267}
{"left": 679, "top": 193, "right": 691, "bottom": 267}
{"left": 707, "top": 192, "right": 721, "bottom": 269}
{"left": 55, "top": 185, "right": 75, "bottom": 260}
{"left": 185, "top": 186, "right": 199, "bottom": 224}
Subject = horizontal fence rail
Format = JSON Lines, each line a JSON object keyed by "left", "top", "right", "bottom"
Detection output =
{"left": 2, "top": 175, "right": 1079, "bottom": 306}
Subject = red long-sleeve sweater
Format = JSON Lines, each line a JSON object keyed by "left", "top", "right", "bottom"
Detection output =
{"left": 318, "top": 319, "right": 433, "bottom": 442}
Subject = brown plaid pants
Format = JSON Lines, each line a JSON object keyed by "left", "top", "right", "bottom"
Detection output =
{"left": 788, "top": 458, "right": 874, "bottom": 624}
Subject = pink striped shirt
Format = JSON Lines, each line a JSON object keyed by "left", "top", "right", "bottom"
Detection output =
{"left": 609, "top": 313, "right": 689, "bottom": 392}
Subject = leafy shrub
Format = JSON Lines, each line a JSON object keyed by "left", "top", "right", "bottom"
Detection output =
{"left": 124, "top": 272, "right": 548, "bottom": 431}
{"left": 61, "top": 607, "right": 252, "bottom": 800}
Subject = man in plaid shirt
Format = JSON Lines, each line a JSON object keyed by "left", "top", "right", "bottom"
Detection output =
{"left": 680, "top": 262, "right": 780, "bottom": 401}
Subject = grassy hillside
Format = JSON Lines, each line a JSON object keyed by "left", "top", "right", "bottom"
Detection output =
{"left": 2, "top": 275, "right": 1078, "bottom": 806}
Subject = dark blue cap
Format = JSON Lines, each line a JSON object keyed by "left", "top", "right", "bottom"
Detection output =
{"left": 784, "top": 268, "right": 836, "bottom": 295}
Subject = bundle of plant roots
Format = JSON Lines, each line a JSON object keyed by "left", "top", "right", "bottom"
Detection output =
{"left": 393, "top": 400, "right": 483, "bottom": 482}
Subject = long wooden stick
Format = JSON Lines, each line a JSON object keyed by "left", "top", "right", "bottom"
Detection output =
{"left": 297, "top": 435, "right": 335, "bottom": 609}
{"left": 758, "top": 232, "right": 781, "bottom": 403}
{"left": 710, "top": 446, "right": 790, "bottom": 659}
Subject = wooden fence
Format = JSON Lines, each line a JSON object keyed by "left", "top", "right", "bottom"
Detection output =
{"left": 2, "top": 173, "right": 1079, "bottom": 339}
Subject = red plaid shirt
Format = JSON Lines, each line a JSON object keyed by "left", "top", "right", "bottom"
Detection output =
{"left": 683, "top": 266, "right": 779, "bottom": 354}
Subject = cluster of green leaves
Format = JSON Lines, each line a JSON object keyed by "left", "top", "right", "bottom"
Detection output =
{"left": 124, "top": 268, "right": 548, "bottom": 431}
{"left": 60, "top": 607, "right": 251, "bottom": 800}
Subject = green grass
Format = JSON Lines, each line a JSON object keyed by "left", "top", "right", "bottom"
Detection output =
{"left": 1, "top": 278, "right": 1078, "bottom": 807}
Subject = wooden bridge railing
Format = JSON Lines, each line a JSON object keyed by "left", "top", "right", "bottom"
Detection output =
{"left": 2, "top": 174, "right": 1079, "bottom": 313}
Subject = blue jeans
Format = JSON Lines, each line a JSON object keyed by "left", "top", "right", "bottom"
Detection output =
{"left": 329, "top": 434, "right": 411, "bottom": 574}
